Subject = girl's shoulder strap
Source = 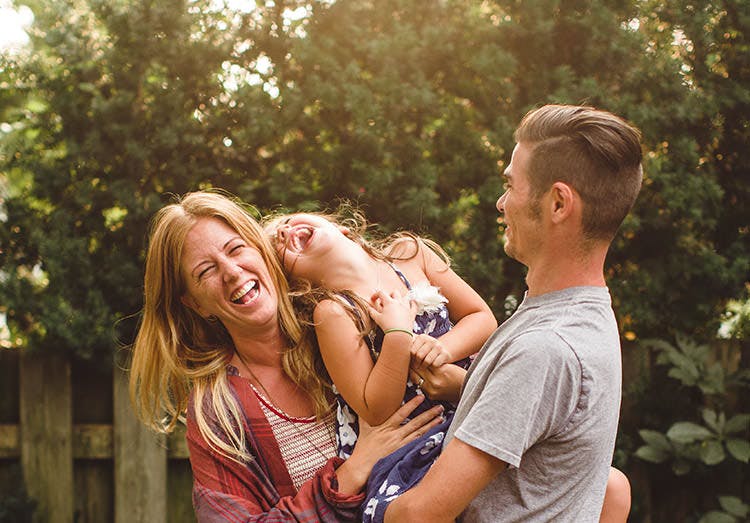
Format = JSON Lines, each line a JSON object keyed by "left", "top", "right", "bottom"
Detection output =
{"left": 386, "top": 261, "right": 412, "bottom": 290}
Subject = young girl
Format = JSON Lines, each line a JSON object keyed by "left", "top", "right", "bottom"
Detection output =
{"left": 265, "top": 209, "right": 631, "bottom": 523}
{"left": 265, "top": 210, "right": 496, "bottom": 521}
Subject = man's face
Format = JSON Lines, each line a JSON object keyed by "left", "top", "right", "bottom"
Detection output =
{"left": 496, "top": 142, "right": 544, "bottom": 265}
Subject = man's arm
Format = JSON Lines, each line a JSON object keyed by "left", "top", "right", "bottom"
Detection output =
{"left": 409, "top": 361, "right": 466, "bottom": 403}
{"left": 384, "top": 437, "right": 507, "bottom": 522}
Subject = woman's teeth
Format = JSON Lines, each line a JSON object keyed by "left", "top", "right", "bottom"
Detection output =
{"left": 231, "top": 280, "right": 257, "bottom": 303}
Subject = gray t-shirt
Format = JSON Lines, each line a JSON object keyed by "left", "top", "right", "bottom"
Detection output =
{"left": 445, "top": 286, "right": 622, "bottom": 522}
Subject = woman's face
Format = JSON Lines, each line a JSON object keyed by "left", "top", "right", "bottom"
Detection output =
{"left": 180, "top": 217, "right": 279, "bottom": 334}
{"left": 269, "top": 213, "right": 347, "bottom": 280}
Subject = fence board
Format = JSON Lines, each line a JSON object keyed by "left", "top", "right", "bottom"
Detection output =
{"left": 19, "top": 350, "right": 74, "bottom": 523}
{"left": 74, "top": 460, "right": 114, "bottom": 523}
{"left": 113, "top": 366, "right": 167, "bottom": 523}
{"left": 169, "top": 459, "right": 197, "bottom": 523}
{"left": 0, "top": 350, "right": 19, "bottom": 423}
{"left": 0, "top": 423, "right": 18, "bottom": 458}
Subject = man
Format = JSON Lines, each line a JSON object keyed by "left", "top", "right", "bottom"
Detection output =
{"left": 385, "top": 104, "right": 643, "bottom": 522}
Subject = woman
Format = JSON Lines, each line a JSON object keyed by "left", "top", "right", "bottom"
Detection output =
{"left": 128, "top": 191, "right": 444, "bottom": 521}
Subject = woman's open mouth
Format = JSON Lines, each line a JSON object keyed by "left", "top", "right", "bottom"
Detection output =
{"left": 230, "top": 280, "right": 259, "bottom": 304}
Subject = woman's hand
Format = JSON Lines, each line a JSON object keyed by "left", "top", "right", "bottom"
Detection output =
{"left": 410, "top": 334, "right": 452, "bottom": 370}
{"left": 368, "top": 290, "right": 417, "bottom": 333}
{"left": 409, "top": 363, "right": 466, "bottom": 404}
{"left": 334, "top": 395, "right": 444, "bottom": 494}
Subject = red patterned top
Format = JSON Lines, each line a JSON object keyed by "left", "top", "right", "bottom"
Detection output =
{"left": 186, "top": 369, "right": 364, "bottom": 522}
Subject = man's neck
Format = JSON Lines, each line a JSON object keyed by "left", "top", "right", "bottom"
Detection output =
{"left": 524, "top": 247, "right": 608, "bottom": 297}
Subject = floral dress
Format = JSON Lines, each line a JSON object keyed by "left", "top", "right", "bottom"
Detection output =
{"left": 331, "top": 264, "right": 472, "bottom": 523}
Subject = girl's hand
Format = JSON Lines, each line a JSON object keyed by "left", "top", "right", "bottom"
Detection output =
{"left": 334, "top": 395, "right": 444, "bottom": 494}
{"left": 410, "top": 334, "right": 452, "bottom": 370}
{"left": 368, "top": 289, "right": 417, "bottom": 332}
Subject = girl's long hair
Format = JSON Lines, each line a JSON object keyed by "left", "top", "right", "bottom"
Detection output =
{"left": 264, "top": 205, "right": 451, "bottom": 340}
{"left": 130, "top": 191, "right": 331, "bottom": 463}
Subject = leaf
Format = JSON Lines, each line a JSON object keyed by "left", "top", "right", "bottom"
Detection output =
{"left": 700, "top": 363, "right": 727, "bottom": 395}
{"left": 667, "top": 351, "right": 700, "bottom": 378}
{"left": 698, "top": 511, "right": 738, "bottom": 523}
{"left": 718, "top": 496, "right": 748, "bottom": 518}
{"left": 639, "top": 429, "right": 672, "bottom": 452}
{"left": 725, "top": 414, "right": 750, "bottom": 435}
{"left": 726, "top": 439, "right": 750, "bottom": 463}
{"left": 672, "top": 459, "right": 691, "bottom": 476}
{"left": 641, "top": 338, "right": 676, "bottom": 353}
{"left": 669, "top": 368, "right": 698, "bottom": 386}
{"left": 703, "top": 409, "right": 720, "bottom": 432}
{"left": 635, "top": 445, "right": 669, "bottom": 463}
{"left": 699, "top": 440, "right": 725, "bottom": 465}
{"left": 667, "top": 422, "right": 714, "bottom": 444}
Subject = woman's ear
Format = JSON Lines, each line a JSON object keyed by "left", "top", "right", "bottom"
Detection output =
{"left": 180, "top": 294, "right": 201, "bottom": 315}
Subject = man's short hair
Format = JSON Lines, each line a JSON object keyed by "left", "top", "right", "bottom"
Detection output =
{"left": 514, "top": 104, "right": 643, "bottom": 241}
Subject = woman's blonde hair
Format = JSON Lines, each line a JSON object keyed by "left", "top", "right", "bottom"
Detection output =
{"left": 130, "top": 191, "right": 331, "bottom": 463}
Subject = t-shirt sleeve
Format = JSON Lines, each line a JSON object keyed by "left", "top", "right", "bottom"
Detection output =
{"left": 453, "top": 330, "right": 581, "bottom": 468}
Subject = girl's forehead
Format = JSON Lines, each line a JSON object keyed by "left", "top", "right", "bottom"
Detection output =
{"left": 282, "top": 213, "right": 334, "bottom": 227}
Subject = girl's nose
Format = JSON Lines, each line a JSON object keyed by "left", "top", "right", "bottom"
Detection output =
{"left": 276, "top": 224, "right": 290, "bottom": 244}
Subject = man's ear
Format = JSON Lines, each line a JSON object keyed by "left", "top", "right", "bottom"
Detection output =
{"left": 549, "top": 182, "right": 576, "bottom": 224}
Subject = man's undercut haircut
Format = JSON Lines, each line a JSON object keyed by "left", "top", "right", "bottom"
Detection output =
{"left": 514, "top": 104, "right": 643, "bottom": 241}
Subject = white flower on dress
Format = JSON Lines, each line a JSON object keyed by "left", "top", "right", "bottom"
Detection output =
{"left": 418, "top": 317, "right": 437, "bottom": 335}
{"left": 408, "top": 280, "right": 448, "bottom": 315}
{"left": 336, "top": 402, "right": 358, "bottom": 457}
{"left": 419, "top": 431, "right": 445, "bottom": 455}
{"left": 363, "top": 498, "right": 378, "bottom": 517}
{"left": 377, "top": 479, "right": 401, "bottom": 502}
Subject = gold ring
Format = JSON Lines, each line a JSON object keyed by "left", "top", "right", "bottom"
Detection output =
{"left": 417, "top": 376, "right": 424, "bottom": 388}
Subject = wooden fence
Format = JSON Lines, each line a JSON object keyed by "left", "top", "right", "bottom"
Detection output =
{"left": 0, "top": 349, "right": 195, "bottom": 523}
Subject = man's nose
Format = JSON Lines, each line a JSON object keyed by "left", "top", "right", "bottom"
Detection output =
{"left": 496, "top": 192, "right": 506, "bottom": 213}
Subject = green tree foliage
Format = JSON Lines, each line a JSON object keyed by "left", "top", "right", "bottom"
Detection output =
{"left": 0, "top": 0, "right": 747, "bottom": 359}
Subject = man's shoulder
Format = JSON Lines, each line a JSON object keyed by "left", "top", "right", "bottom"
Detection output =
{"left": 492, "top": 328, "right": 578, "bottom": 363}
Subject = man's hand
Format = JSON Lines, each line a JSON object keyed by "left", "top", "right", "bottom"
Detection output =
{"left": 409, "top": 361, "right": 466, "bottom": 403}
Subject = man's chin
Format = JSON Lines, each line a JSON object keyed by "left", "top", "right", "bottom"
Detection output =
{"left": 503, "top": 243, "right": 524, "bottom": 265}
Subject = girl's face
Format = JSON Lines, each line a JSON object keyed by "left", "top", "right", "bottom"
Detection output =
{"left": 269, "top": 213, "right": 348, "bottom": 280}
{"left": 180, "top": 217, "right": 279, "bottom": 335}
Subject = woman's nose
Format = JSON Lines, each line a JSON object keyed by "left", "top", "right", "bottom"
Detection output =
{"left": 222, "top": 261, "right": 243, "bottom": 282}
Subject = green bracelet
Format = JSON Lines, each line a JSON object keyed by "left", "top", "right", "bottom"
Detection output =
{"left": 383, "top": 328, "right": 414, "bottom": 337}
